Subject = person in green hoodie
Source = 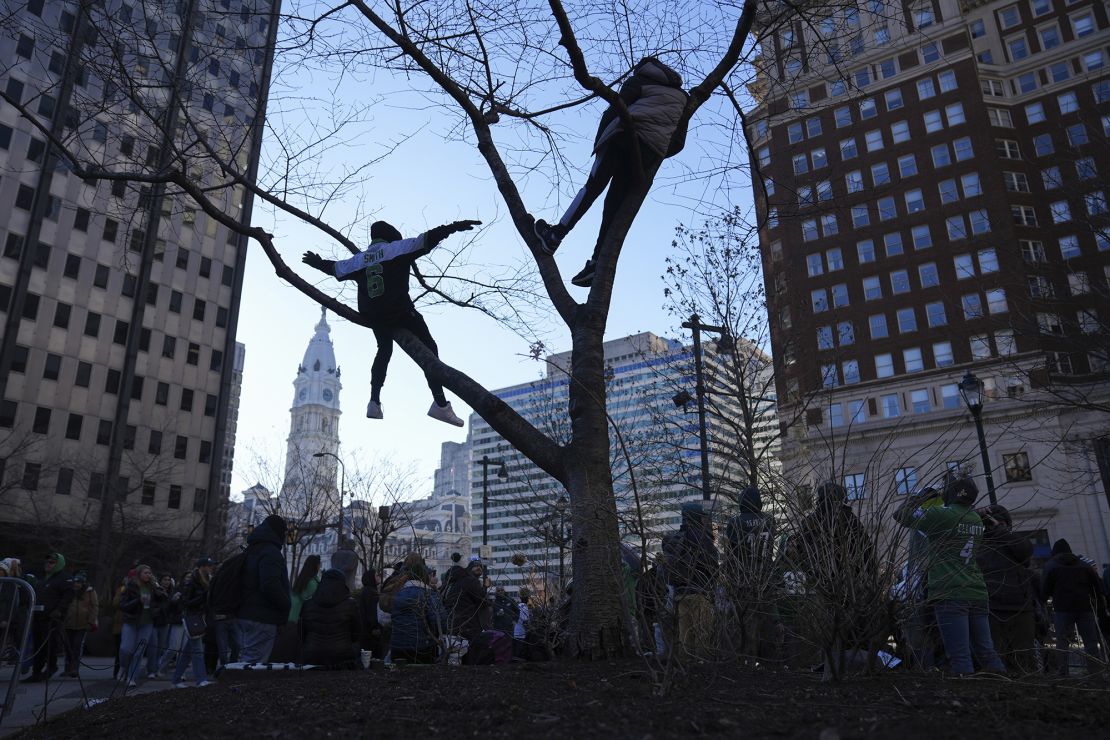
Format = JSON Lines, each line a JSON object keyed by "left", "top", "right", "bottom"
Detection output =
{"left": 23, "top": 552, "right": 73, "bottom": 683}
{"left": 894, "top": 478, "right": 1005, "bottom": 676}
{"left": 271, "top": 555, "right": 321, "bottom": 662}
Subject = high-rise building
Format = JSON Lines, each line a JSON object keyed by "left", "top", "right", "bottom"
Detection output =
{"left": 433, "top": 440, "right": 470, "bottom": 499}
{"left": 0, "top": 0, "right": 279, "bottom": 570}
{"left": 467, "top": 332, "right": 774, "bottom": 592}
{"left": 749, "top": 0, "right": 1110, "bottom": 560}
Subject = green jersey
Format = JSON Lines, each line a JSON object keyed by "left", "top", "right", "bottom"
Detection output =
{"left": 906, "top": 503, "right": 987, "bottom": 602}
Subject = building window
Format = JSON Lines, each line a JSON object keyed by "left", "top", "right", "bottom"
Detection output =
{"left": 891, "top": 271, "right": 911, "bottom": 295}
{"left": 169, "top": 485, "right": 182, "bottom": 509}
{"left": 863, "top": 276, "right": 882, "bottom": 301}
{"left": 904, "top": 348, "right": 924, "bottom": 373}
{"left": 869, "top": 314, "right": 888, "bottom": 339}
{"left": 142, "top": 481, "right": 156, "bottom": 506}
{"left": 857, "top": 240, "right": 876, "bottom": 264}
{"left": 918, "top": 263, "right": 939, "bottom": 287}
{"left": 933, "top": 341, "right": 954, "bottom": 367}
{"left": 881, "top": 393, "right": 900, "bottom": 417}
{"left": 926, "top": 301, "right": 947, "bottom": 327}
{"left": 1003, "top": 452, "right": 1032, "bottom": 482}
{"left": 876, "top": 353, "right": 895, "bottom": 378}
{"left": 845, "top": 473, "right": 867, "bottom": 500}
{"left": 910, "top": 389, "right": 931, "bottom": 414}
{"left": 898, "top": 154, "right": 918, "bottom": 178}
{"left": 897, "top": 307, "right": 917, "bottom": 333}
{"left": 895, "top": 467, "right": 918, "bottom": 494}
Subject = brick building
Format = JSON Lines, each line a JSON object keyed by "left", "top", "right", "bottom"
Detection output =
{"left": 748, "top": 0, "right": 1110, "bottom": 561}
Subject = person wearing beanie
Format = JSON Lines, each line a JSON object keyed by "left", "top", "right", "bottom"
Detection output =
{"left": 23, "top": 552, "right": 74, "bottom": 683}
{"left": 301, "top": 218, "right": 481, "bottom": 426}
{"left": 62, "top": 571, "right": 98, "bottom": 677}
{"left": 894, "top": 478, "right": 1004, "bottom": 676}
{"left": 299, "top": 569, "right": 362, "bottom": 666}
{"left": 238, "top": 514, "right": 292, "bottom": 663}
{"left": 531, "top": 56, "right": 690, "bottom": 288}
{"left": 975, "top": 505, "right": 1036, "bottom": 673}
{"left": 1042, "top": 537, "right": 1104, "bottom": 676}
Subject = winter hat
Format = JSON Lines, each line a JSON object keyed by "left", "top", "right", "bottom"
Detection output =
{"left": 815, "top": 481, "right": 847, "bottom": 514}
{"left": 320, "top": 568, "right": 346, "bottom": 584}
{"left": 370, "top": 221, "right": 403, "bottom": 243}
{"left": 1051, "top": 538, "right": 1072, "bottom": 556}
{"left": 942, "top": 478, "right": 978, "bottom": 507}
{"left": 46, "top": 552, "right": 66, "bottom": 575}
{"left": 451, "top": 552, "right": 462, "bottom": 563}
{"left": 261, "top": 514, "right": 287, "bottom": 541}
{"left": 195, "top": 557, "right": 217, "bottom": 568}
{"left": 739, "top": 486, "right": 762, "bottom": 513}
{"left": 977, "top": 504, "right": 1012, "bottom": 531}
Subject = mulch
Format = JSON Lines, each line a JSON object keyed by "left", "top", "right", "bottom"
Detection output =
{"left": 13, "top": 660, "right": 1109, "bottom": 739}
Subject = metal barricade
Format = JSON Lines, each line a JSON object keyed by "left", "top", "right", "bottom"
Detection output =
{"left": 0, "top": 576, "right": 36, "bottom": 727}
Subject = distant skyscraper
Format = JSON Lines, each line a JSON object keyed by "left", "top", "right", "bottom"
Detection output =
{"left": 748, "top": 0, "right": 1110, "bottom": 561}
{"left": 467, "top": 332, "right": 774, "bottom": 592}
{"left": 0, "top": 0, "right": 279, "bottom": 568}
{"left": 433, "top": 440, "right": 470, "bottom": 498}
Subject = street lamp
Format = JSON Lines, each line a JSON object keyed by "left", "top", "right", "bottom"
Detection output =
{"left": 679, "top": 313, "right": 735, "bottom": 502}
{"left": 478, "top": 455, "right": 509, "bottom": 547}
{"left": 555, "top": 494, "right": 568, "bottom": 595}
{"left": 377, "top": 505, "right": 391, "bottom": 578}
{"left": 313, "top": 451, "right": 346, "bottom": 546}
{"left": 958, "top": 371, "right": 998, "bottom": 505}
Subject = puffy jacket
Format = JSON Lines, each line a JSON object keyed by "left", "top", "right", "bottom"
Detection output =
{"left": 299, "top": 573, "right": 360, "bottom": 665}
{"left": 594, "top": 57, "right": 689, "bottom": 158}
{"left": 63, "top": 586, "right": 99, "bottom": 631}
{"left": 976, "top": 530, "right": 1035, "bottom": 613}
{"left": 1043, "top": 553, "right": 1101, "bottom": 613}
{"left": 390, "top": 581, "right": 446, "bottom": 654}
{"left": 239, "top": 523, "right": 292, "bottom": 625}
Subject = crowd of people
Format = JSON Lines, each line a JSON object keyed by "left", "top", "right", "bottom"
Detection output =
{"left": 648, "top": 478, "right": 1110, "bottom": 678}
{"left": 3, "top": 482, "right": 1108, "bottom": 684}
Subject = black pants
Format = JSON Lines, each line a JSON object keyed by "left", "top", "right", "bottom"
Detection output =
{"left": 31, "top": 619, "right": 61, "bottom": 677}
{"left": 370, "top": 308, "right": 446, "bottom": 406}
{"left": 560, "top": 135, "right": 661, "bottom": 261}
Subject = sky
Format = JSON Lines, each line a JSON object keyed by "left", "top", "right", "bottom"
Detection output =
{"left": 229, "top": 16, "right": 757, "bottom": 501}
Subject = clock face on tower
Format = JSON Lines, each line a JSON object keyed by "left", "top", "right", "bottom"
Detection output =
{"left": 298, "top": 389, "right": 307, "bottom": 401}
{"left": 323, "top": 389, "right": 333, "bottom": 402}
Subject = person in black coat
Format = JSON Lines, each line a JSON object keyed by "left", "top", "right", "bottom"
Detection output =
{"left": 357, "top": 569, "right": 382, "bottom": 658}
{"left": 724, "top": 486, "right": 775, "bottom": 660}
{"left": 1043, "top": 538, "right": 1103, "bottom": 676}
{"left": 663, "top": 503, "right": 719, "bottom": 660}
{"left": 300, "top": 569, "right": 361, "bottom": 667}
{"left": 444, "top": 559, "right": 490, "bottom": 641}
{"left": 237, "top": 514, "right": 292, "bottom": 663}
{"left": 23, "top": 552, "right": 74, "bottom": 683}
{"left": 975, "top": 505, "right": 1037, "bottom": 673}
{"left": 301, "top": 219, "right": 479, "bottom": 425}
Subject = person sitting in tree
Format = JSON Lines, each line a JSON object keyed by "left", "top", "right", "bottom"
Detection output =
{"left": 302, "top": 219, "right": 480, "bottom": 426}
{"left": 532, "top": 56, "right": 689, "bottom": 288}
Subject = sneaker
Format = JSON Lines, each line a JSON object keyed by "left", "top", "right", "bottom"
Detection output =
{"left": 172, "top": 682, "right": 187, "bottom": 689}
{"left": 570, "top": 260, "right": 595, "bottom": 287}
{"left": 127, "top": 680, "right": 138, "bottom": 688}
{"left": 147, "top": 673, "right": 158, "bottom": 680}
{"left": 366, "top": 400, "right": 384, "bottom": 419}
{"left": 427, "top": 402, "right": 465, "bottom": 427}
{"left": 533, "top": 219, "right": 564, "bottom": 256}
{"left": 197, "top": 680, "right": 211, "bottom": 687}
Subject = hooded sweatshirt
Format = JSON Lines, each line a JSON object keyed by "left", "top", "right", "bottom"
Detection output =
{"left": 239, "top": 516, "right": 292, "bottom": 625}
{"left": 724, "top": 487, "right": 774, "bottom": 588}
{"left": 299, "top": 571, "right": 361, "bottom": 665}
{"left": 1043, "top": 539, "right": 1101, "bottom": 613}
{"left": 593, "top": 57, "right": 689, "bottom": 157}
{"left": 664, "top": 504, "right": 719, "bottom": 597}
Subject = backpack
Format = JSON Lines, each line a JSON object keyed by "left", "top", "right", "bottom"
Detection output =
{"left": 208, "top": 548, "right": 250, "bottom": 616}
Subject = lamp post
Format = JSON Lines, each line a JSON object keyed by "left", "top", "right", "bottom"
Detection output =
{"left": 478, "top": 455, "right": 509, "bottom": 547}
{"left": 555, "top": 494, "right": 568, "bottom": 595}
{"left": 313, "top": 451, "right": 346, "bottom": 546}
{"left": 958, "top": 371, "right": 998, "bottom": 505}
{"left": 377, "top": 505, "right": 391, "bottom": 578}
{"left": 678, "top": 313, "right": 735, "bottom": 502}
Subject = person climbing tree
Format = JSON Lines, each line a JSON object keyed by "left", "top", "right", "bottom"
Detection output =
{"left": 302, "top": 219, "right": 480, "bottom": 425}
{"left": 532, "top": 56, "right": 689, "bottom": 288}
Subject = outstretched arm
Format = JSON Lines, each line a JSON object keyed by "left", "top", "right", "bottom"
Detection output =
{"left": 417, "top": 219, "right": 482, "bottom": 257}
{"left": 303, "top": 251, "right": 337, "bottom": 275}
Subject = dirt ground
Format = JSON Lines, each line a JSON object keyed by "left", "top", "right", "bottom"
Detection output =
{"left": 14, "top": 660, "right": 1110, "bottom": 739}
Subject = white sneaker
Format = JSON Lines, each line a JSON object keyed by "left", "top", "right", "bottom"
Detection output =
{"left": 197, "top": 680, "right": 211, "bottom": 687}
{"left": 366, "top": 400, "right": 384, "bottom": 419}
{"left": 172, "top": 682, "right": 187, "bottom": 689}
{"left": 427, "top": 402, "right": 464, "bottom": 427}
{"left": 127, "top": 680, "right": 138, "bottom": 688}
